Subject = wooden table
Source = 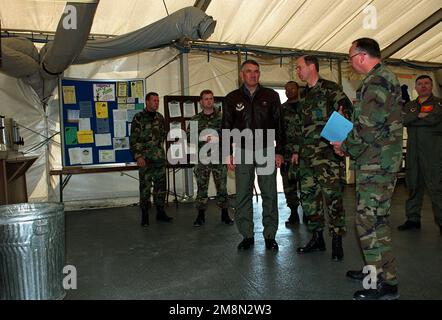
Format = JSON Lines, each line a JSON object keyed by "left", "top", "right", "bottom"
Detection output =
{"left": 49, "top": 165, "right": 139, "bottom": 203}
{"left": 49, "top": 164, "right": 190, "bottom": 203}
{"left": 0, "top": 156, "right": 38, "bottom": 205}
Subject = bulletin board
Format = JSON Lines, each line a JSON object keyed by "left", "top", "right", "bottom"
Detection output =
{"left": 164, "top": 95, "right": 224, "bottom": 168}
{"left": 59, "top": 77, "right": 145, "bottom": 167}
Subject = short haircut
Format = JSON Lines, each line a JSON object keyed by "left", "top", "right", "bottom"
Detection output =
{"left": 200, "top": 89, "right": 214, "bottom": 99}
{"left": 303, "top": 55, "right": 319, "bottom": 72}
{"left": 285, "top": 81, "right": 299, "bottom": 89}
{"left": 353, "top": 38, "right": 381, "bottom": 59}
{"left": 241, "top": 59, "right": 260, "bottom": 70}
{"left": 415, "top": 75, "right": 432, "bottom": 83}
{"left": 145, "top": 92, "right": 159, "bottom": 100}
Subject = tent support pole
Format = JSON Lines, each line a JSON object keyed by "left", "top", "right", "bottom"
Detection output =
{"left": 179, "top": 52, "right": 194, "bottom": 200}
{"left": 42, "top": 99, "right": 51, "bottom": 202}
{"left": 237, "top": 50, "right": 242, "bottom": 87}
{"left": 337, "top": 60, "right": 342, "bottom": 86}
{"left": 381, "top": 8, "right": 442, "bottom": 59}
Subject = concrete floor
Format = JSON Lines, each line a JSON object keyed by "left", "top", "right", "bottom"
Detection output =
{"left": 65, "top": 182, "right": 442, "bottom": 300}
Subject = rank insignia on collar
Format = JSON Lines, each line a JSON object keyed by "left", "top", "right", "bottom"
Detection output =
{"left": 236, "top": 103, "right": 244, "bottom": 111}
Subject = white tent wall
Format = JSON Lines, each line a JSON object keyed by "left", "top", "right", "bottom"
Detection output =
{"left": 0, "top": 73, "right": 49, "bottom": 202}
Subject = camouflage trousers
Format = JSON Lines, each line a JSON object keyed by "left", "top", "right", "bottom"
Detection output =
{"left": 139, "top": 164, "right": 166, "bottom": 209}
{"left": 356, "top": 171, "right": 398, "bottom": 286}
{"left": 194, "top": 163, "right": 228, "bottom": 210}
{"left": 298, "top": 161, "right": 345, "bottom": 235}
{"left": 281, "top": 162, "right": 300, "bottom": 210}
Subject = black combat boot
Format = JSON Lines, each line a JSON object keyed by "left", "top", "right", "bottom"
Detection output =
{"left": 193, "top": 210, "right": 205, "bottom": 227}
{"left": 140, "top": 206, "right": 149, "bottom": 227}
{"left": 353, "top": 282, "right": 399, "bottom": 300}
{"left": 285, "top": 206, "right": 300, "bottom": 226}
{"left": 297, "top": 231, "right": 326, "bottom": 253}
{"left": 397, "top": 220, "right": 421, "bottom": 231}
{"left": 237, "top": 237, "right": 254, "bottom": 250}
{"left": 331, "top": 233, "right": 344, "bottom": 261}
{"left": 221, "top": 208, "right": 234, "bottom": 225}
{"left": 156, "top": 206, "right": 173, "bottom": 222}
{"left": 346, "top": 269, "right": 365, "bottom": 282}
{"left": 265, "top": 239, "right": 279, "bottom": 250}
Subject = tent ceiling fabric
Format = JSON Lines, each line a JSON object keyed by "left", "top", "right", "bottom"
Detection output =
{"left": 0, "top": 0, "right": 195, "bottom": 35}
{"left": 391, "top": 22, "right": 442, "bottom": 62}
{"left": 1, "top": 0, "right": 441, "bottom": 63}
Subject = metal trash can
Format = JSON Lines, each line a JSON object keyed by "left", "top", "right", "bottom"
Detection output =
{"left": 0, "top": 203, "right": 66, "bottom": 300}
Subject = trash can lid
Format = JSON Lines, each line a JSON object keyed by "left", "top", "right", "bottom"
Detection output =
{"left": 0, "top": 203, "right": 64, "bottom": 224}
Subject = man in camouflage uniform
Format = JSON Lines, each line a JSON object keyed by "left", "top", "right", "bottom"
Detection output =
{"left": 281, "top": 81, "right": 304, "bottom": 226}
{"left": 332, "top": 38, "right": 403, "bottom": 300}
{"left": 130, "top": 92, "right": 173, "bottom": 226}
{"left": 293, "top": 55, "right": 352, "bottom": 261}
{"left": 398, "top": 75, "right": 442, "bottom": 234}
{"left": 189, "top": 89, "right": 233, "bottom": 227}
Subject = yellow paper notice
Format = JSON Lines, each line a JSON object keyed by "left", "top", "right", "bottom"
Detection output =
{"left": 95, "top": 102, "right": 109, "bottom": 119}
{"left": 63, "top": 86, "right": 77, "bottom": 104}
{"left": 130, "top": 81, "right": 144, "bottom": 100}
{"left": 118, "top": 82, "right": 128, "bottom": 97}
{"left": 77, "top": 130, "right": 94, "bottom": 144}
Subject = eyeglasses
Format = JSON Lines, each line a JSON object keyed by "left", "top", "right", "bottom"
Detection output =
{"left": 348, "top": 52, "right": 365, "bottom": 60}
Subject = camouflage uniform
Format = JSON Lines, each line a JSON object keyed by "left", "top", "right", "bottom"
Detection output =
{"left": 294, "top": 79, "right": 352, "bottom": 235}
{"left": 281, "top": 100, "right": 301, "bottom": 212}
{"left": 189, "top": 109, "right": 228, "bottom": 210}
{"left": 342, "top": 63, "right": 403, "bottom": 286}
{"left": 403, "top": 95, "right": 442, "bottom": 225}
{"left": 129, "top": 110, "right": 167, "bottom": 210}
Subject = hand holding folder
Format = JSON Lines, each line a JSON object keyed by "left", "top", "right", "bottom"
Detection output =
{"left": 320, "top": 111, "right": 353, "bottom": 142}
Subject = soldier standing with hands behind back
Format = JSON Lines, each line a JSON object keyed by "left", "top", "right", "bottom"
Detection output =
{"left": 130, "top": 92, "right": 173, "bottom": 227}
{"left": 189, "top": 89, "right": 234, "bottom": 227}
{"left": 281, "top": 81, "right": 304, "bottom": 226}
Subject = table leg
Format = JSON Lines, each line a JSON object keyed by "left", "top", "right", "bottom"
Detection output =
{"left": 59, "top": 174, "right": 63, "bottom": 202}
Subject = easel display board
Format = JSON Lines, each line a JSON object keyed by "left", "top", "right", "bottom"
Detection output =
{"left": 163, "top": 95, "right": 224, "bottom": 167}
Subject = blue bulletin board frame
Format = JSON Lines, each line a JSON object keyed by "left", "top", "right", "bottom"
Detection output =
{"left": 59, "top": 77, "right": 145, "bottom": 167}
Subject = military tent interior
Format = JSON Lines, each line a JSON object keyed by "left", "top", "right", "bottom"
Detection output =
{"left": 0, "top": 0, "right": 441, "bottom": 301}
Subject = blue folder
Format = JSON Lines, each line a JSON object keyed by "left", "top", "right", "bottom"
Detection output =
{"left": 320, "top": 111, "right": 353, "bottom": 142}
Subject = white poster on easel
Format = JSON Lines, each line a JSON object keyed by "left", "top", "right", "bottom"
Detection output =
{"left": 168, "top": 102, "right": 181, "bottom": 118}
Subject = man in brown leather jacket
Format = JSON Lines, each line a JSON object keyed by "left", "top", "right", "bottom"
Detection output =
{"left": 222, "top": 59, "right": 286, "bottom": 251}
